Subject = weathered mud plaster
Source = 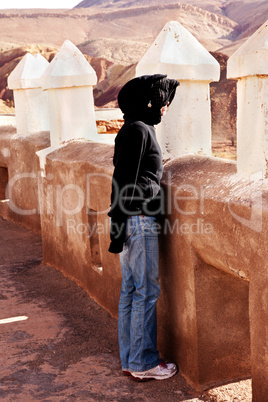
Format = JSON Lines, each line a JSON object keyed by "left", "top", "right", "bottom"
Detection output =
{"left": 38, "top": 141, "right": 122, "bottom": 318}
{"left": 159, "top": 155, "right": 268, "bottom": 399}
{"left": 36, "top": 141, "right": 268, "bottom": 398}
{"left": 0, "top": 129, "right": 50, "bottom": 233}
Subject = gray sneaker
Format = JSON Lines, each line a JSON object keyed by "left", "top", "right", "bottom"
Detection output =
{"left": 131, "top": 362, "right": 177, "bottom": 381}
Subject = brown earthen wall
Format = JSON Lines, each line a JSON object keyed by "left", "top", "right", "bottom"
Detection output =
{"left": 0, "top": 129, "right": 50, "bottom": 233}
{"left": 41, "top": 142, "right": 121, "bottom": 317}
{"left": 39, "top": 145, "right": 259, "bottom": 390}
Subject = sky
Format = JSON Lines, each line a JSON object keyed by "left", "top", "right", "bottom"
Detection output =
{"left": 0, "top": 0, "right": 81, "bottom": 9}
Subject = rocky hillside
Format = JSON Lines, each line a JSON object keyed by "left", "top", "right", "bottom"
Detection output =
{"left": 0, "top": 45, "right": 135, "bottom": 109}
{"left": 0, "top": 4, "right": 237, "bottom": 62}
{"left": 223, "top": 0, "right": 268, "bottom": 38}
{"left": 0, "top": 0, "right": 266, "bottom": 151}
{"left": 75, "top": 0, "right": 268, "bottom": 54}
{"left": 0, "top": 1, "right": 266, "bottom": 61}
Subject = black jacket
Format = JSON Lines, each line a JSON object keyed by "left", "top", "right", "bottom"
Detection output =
{"left": 108, "top": 75, "right": 179, "bottom": 253}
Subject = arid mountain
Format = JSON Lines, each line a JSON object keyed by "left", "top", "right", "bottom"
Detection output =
{"left": 0, "top": 0, "right": 266, "bottom": 153}
{"left": 0, "top": 5, "right": 236, "bottom": 63}
{"left": 75, "top": 0, "right": 227, "bottom": 14}
{"left": 74, "top": 0, "right": 268, "bottom": 54}
{"left": 0, "top": 0, "right": 266, "bottom": 62}
{"left": 223, "top": 0, "right": 268, "bottom": 41}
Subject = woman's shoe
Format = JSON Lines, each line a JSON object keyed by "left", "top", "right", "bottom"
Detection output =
{"left": 131, "top": 362, "right": 177, "bottom": 381}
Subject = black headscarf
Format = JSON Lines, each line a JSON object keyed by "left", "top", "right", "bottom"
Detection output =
{"left": 118, "top": 74, "right": 180, "bottom": 125}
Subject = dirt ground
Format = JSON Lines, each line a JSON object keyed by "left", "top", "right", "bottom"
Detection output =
{"left": 0, "top": 217, "right": 252, "bottom": 401}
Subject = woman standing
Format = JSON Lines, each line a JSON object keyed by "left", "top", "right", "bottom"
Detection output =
{"left": 108, "top": 74, "right": 179, "bottom": 381}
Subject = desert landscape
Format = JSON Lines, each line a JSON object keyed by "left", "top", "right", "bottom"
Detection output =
{"left": 0, "top": 0, "right": 267, "bottom": 156}
{"left": 1, "top": 2, "right": 268, "bottom": 400}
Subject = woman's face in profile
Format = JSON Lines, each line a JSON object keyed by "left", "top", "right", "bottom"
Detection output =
{"left": 161, "top": 102, "right": 170, "bottom": 116}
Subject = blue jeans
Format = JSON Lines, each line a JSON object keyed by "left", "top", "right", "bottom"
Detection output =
{"left": 118, "top": 215, "right": 161, "bottom": 372}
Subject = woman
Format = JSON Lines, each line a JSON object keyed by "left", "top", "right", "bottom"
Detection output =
{"left": 108, "top": 74, "right": 179, "bottom": 381}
